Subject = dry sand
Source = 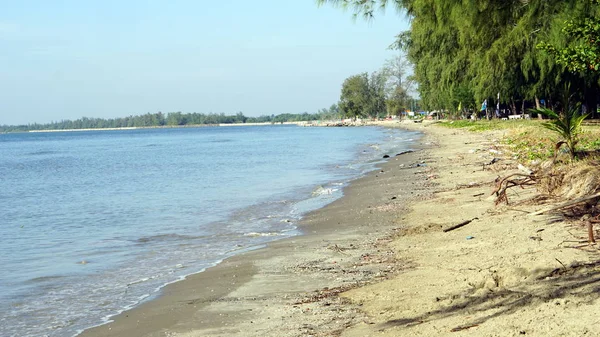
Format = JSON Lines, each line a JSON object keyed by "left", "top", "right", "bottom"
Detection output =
{"left": 80, "top": 121, "right": 600, "bottom": 337}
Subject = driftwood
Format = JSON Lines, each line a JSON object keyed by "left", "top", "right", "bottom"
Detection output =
{"left": 396, "top": 150, "right": 415, "bottom": 156}
{"left": 587, "top": 218, "right": 600, "bottom": 243}
{"left": 451, "top": 324, "right": 479, "bottom": 332}
{"left": 443, "top": 218, "right": 479, "bottom": 233}
{"left": 588, "top": 221, "right": 596, "bottom": 244}
{"left": 528, "top": 193, "right": 600, "bottom": 216}
{"left": 492, "top": 173, "right": 537, "bottom": 205}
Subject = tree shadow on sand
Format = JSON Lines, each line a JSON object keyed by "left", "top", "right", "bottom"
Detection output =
{"left": 381, "top": 260, "right": 600, "bottom": 331}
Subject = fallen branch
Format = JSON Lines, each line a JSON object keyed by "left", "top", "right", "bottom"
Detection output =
{"left": 443, "top": 218, "right": 479, "bottom": 233}
{"left": 588, "top": 221, "right": 596, "bottom": 244}
{"left": 451, "top": 324, "right": 479, "bottom": 332}
{"left": 396, "top": 150, "right": 414, "bottom": 156}
{"left": 528, "top": 193, "right": 600, "bottom": 216}
{"left": 492, "top": 173, "right": 537, "bottom": 205}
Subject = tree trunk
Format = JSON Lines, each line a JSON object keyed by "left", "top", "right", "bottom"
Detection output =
{"left": 511, "top": 100, "right": 517, "bottom": 116}
{"left": 535, "top": 96, "right": 543, "bottom": 119}
{"left": 584, "top": 81, "right": 599, "bottom": 119}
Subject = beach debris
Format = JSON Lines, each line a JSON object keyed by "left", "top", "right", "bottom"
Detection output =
{"left": 586, "top": 217, "right": 600, "bottom": 243}
{"left": 455, "top": 181, "right": 490, "bottom": 190}
{"left": 443, "top": 218, "right": 479, "bottom": 233}
{"left": 492, "top": 173, "right": 537, "bottom": 205}
{"left": 383, "top": 155, "right": 390, "bottom": 158}
{"left": 518, "top": 164, "right": 534, "bottom": 175}
{"left": 466, "top": 236, "right": 475, "bottom": 240}
{"left": 396, "top": 150, "right": 414, "bottom": 156}
{"left": 528, "top": 192, "right": 600, "bottom": 216}
{"left": 472, "top": 193, "right": 485, "bottom": 197}
{"left": 293, "top": 284, "right": 358, "bottom": 305}
{"left": 328, "top": 244, "right": 352, "bottom": 255}
{"left": 483, "top": 157, "right": 502, "bottom": 170}
{"left": 451, "top": 324, "right": 479, "bottom": 332}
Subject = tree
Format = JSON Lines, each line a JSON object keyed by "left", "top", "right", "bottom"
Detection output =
{"left": 538, "top": 0, "right": 600, "bottom": 73}
{"left": 381, "top": 54, "right": 415, "bottom": 116}
{"left": 319, "top": 0, "right": 599, "bottom": 118}
{"left": 385, "top": 85, "right": 410, "bottom": 116}
{"left": 338, "top": 72, "right": 387, "bottom": 120}
{"left": 235, "top": 112, "right": 247, "bottom": 123}
{"left": 369, "top": 71, "right": 387, "bottom": 118}
{"left": 382, "top": 54, "right": 413, "bottom": 93}
{"left": 339, "top": 73, "right": 370, "bottom": 120}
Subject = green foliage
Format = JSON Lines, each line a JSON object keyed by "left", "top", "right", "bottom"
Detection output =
{"left": 438, "top": 119, "right": 538, "bottom": 132}
{"left": 319, "top": 0, "right": 600, "bottom": 117}
{"left": 536, "top": 106, "right": 589, "bottom": 159}
{"left": 504, "top": 130, "right": 555, "bottom": 161}
{"left": 338, "top": 72, "right": 388, "bottom": 119}
{"left": 531, "top": 84, "right": 589, "bottom": 159}
{"left": 0, "top": 110, "right": 338, "bottom": 132}
{"left": 538, "top": 0, "right": 600, "bottom": 73}
{"left": 339, "top": 73, "right": 371, "bottom": 120}
{"left": 385, "top": 85, "right": 410, "bottom": 116}
{"left": 579, "top": 129, "right": 600, "bottom": 151}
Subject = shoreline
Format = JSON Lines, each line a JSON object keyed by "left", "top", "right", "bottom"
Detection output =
{"left": 20, "top": 122, "right": 306, "bottom": 133}
{"left": 79, "top": 123, "right": 428, "bottom": 337}
{"left": 80, "top": 120, "right": 600, "bottom": 336}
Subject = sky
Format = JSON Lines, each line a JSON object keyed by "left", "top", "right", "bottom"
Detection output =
{"left": 0, "top": 0, "right": 409, "bottom": 125}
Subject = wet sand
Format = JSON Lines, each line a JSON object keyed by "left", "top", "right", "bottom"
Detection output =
{"left": 81, "top": 121, "right": 600, "bottom": 337}
{"left": 80, "top": 123, "right": 428, "bottom": 337}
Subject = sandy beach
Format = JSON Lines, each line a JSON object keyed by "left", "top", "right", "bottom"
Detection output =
{"left": 80, "top": 121, "right": 600, "bottom": 337}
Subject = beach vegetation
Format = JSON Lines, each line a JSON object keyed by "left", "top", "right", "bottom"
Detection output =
{"left": 339, "top": 72, "right": 387, "bottom": 120}
{"left": 338, "top": 54, "right": 419, "bottom": 119}
{"left": 319, "top": 0, "right": 600, "bottom": 120}
{"left": 0, "top": 110, "right": 343, "bottom": 132}
{"left": 534, "top": 105, "right": 589, "bottom": 161}
{"left": 438, "top": 119, "right": 538, "bottom": 132}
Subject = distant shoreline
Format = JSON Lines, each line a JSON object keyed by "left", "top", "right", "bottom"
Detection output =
{"left": 24, "top": 122, "right": 308, "bottom": 133}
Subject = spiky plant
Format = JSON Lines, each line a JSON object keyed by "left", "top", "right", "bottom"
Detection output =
{"left": 536, "top": 104, "right": 588, "bottom": 160}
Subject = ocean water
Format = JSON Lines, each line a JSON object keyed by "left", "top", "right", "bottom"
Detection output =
{"left": 0, "top": 125, "right": 419, "bottom": 337}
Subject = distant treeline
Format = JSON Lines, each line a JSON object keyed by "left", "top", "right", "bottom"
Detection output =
{"left": 1, "top": 108, "right": 341, "bottom": 132}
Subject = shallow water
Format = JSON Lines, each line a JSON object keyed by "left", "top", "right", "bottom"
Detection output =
{"left": 0, "top": 125, "right": 419, "bottom": 337}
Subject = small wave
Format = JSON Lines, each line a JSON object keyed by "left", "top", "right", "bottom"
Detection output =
{"left": 26, "top": 150, "right": 59, "bottom": 156}
{"left": 135, "top": 233, "right": 202, "bottom": 244}
{"left": 26, "top": 275, "right": 65, "bottom": 284}
{"left": 126, "top": 277, "right": 151, "bottom": 287}
{"left": 243, "top": 232, "right": 283, "bottom": 237}
{"left": 312, "top": 186, "right": 338, "bottom": 196}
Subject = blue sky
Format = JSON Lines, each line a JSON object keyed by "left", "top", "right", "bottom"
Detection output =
{"left": 0, "top": 1, "right": 409, "bottom": 125}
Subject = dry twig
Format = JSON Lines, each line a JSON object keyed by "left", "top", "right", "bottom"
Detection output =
{"left": 492, "top": 173, "right": 537, "bottom": 205}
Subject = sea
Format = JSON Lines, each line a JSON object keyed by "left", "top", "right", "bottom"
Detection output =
{"left": 0, "top": 125, "right": 419, "bottom": 337}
